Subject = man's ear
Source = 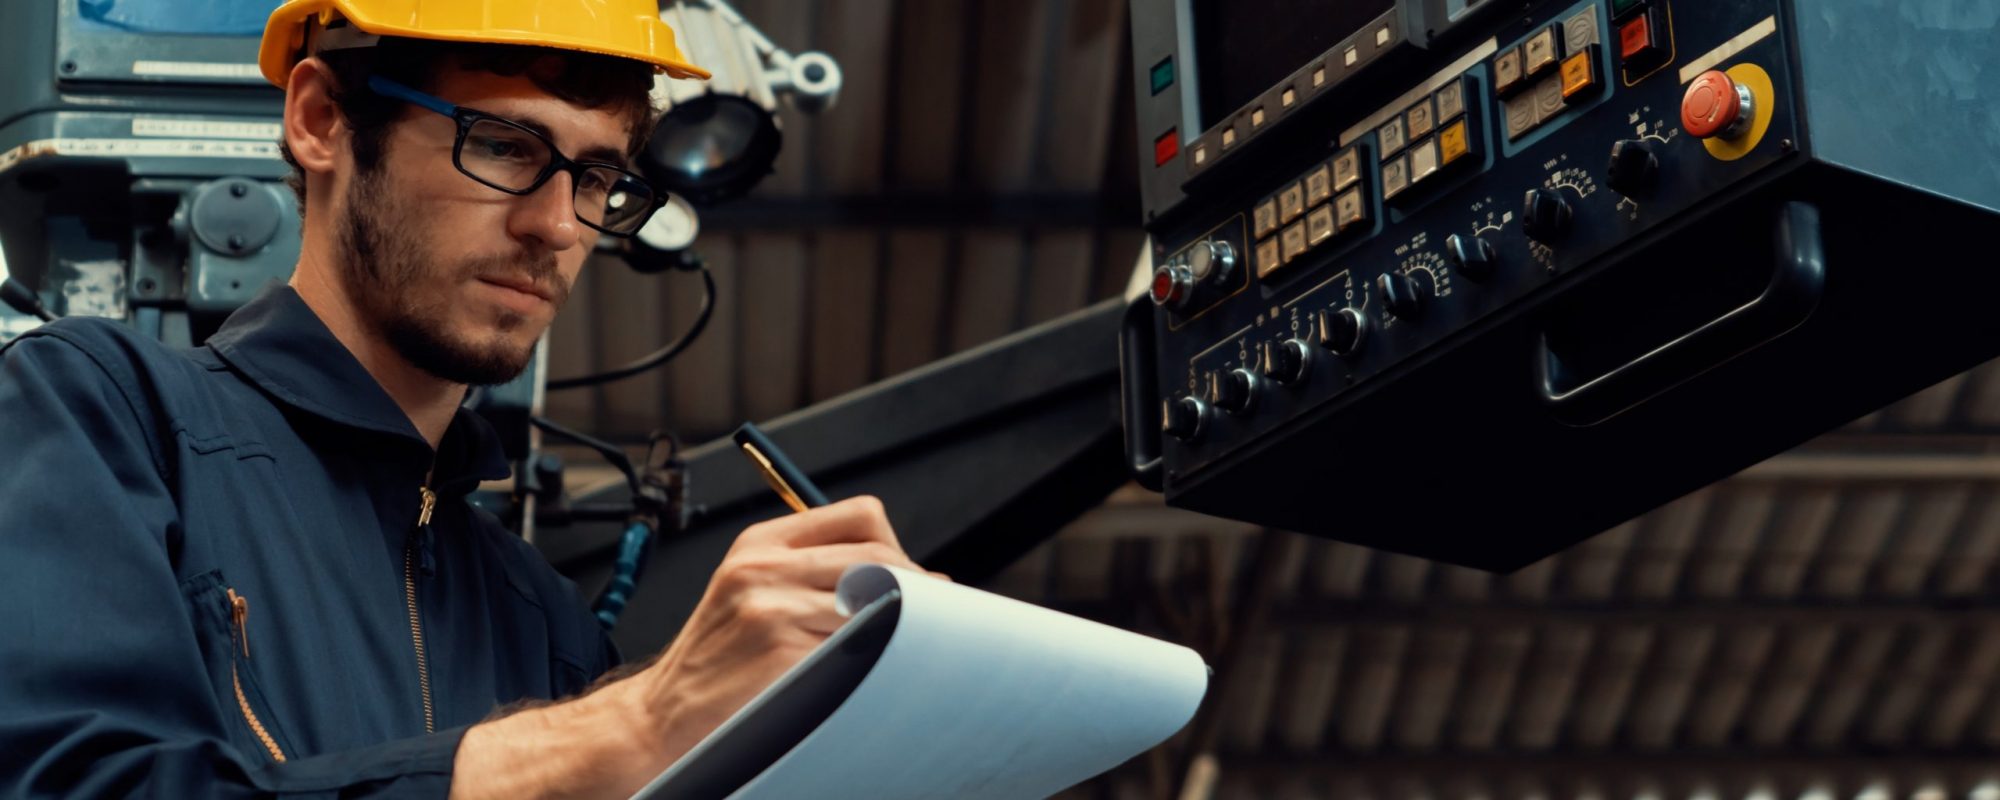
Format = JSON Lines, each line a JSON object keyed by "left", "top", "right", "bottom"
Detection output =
{"left": 283, "top": 58, "right": 346, "bottom": 178}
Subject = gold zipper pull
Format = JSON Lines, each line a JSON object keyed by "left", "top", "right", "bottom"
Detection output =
{"left": 227, "top": 588, "right": 250, "bottom": 659}
{"left": 417, "top": 486, "right": 437, "bottom": 528}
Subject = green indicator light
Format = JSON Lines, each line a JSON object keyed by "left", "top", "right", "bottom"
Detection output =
{"left": 1151, "top": 56, "right": 1175, "bottom": 95}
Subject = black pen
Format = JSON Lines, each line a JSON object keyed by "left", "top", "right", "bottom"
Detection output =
{"left": 733, "top": 422, "right": 830, "bottom": 513}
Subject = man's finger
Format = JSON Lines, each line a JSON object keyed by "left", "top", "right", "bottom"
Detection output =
{"left": 782, "top": 541, "right": 923, "bottom": 589}
{"left": 772, "top": 496, "right": 902, "bottom": 549}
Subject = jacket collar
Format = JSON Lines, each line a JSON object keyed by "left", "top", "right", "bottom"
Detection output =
{"left": 206, "top": 284, "right": 511, "bottom": 493}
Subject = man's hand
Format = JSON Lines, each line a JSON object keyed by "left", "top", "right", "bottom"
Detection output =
{"left": 637, "top": 495, "right": 927, "bottom": 758}
{"left": 451, "top": 495, "right": 928, "bottom": 799}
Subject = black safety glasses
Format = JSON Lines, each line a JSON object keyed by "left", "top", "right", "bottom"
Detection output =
{"left": 369, "top": 75, "right": 661, "bottom": 237}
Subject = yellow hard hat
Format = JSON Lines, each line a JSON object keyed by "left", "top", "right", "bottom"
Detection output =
{"left": 258, "top": 0, "right": 711, "bottom": 88}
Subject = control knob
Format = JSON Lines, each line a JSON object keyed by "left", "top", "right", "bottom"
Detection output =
{"left": 1522, "top": 187, "right": 1573, "bottom": 244}
{"left": 1376, "top": 271, "right": 1426, "bottom": 321}
{"left": 1214, "top": 368, "right": 1261, "bottom": 415}
{"left": 1446, "top": 234, "right": 1497, "bottom": 281}
{"left": 1606, "top": 139, "right": 1660, "bottom": 197}
{"left": 1161, "top": 395, "right": 1208, "bottom": 442}
{"left": 1316, "top": 307, "right": 1366, "bottom": 357}
{"left": 1262, "top": 338, "right": 1312, "bottom": 385}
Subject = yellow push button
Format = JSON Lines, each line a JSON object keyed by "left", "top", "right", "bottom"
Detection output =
{"left": 1560, "top": 48, "right": 1598, "bottom": 102}
{"left": 1439, "top": 119, "right": 1471, "bottom": 166}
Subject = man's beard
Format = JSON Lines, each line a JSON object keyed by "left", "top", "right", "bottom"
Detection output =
{"left": 335, "top": 166, "right": 569, "bottom": 386}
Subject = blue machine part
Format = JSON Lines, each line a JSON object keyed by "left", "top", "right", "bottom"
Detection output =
{"left": 75, "top": 0, "right": 272, "bottom": 36}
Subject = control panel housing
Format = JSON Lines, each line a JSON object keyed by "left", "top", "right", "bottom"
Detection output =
{"left": 1122, "top": 0, "right": 2000, "bottom": 569}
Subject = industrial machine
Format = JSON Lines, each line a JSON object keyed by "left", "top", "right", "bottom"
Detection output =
{"left": 1119, "top": 0, "right": 2000, "bottom": 569}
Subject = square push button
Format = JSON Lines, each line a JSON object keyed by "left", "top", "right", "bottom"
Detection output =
{"left": 1150, "top": 56, "right": 1175, "bottom": 95}
{"left": 1435, "top": 79, "right": 1466, "bottom": 121}
{"left": 1378, "top": 116, "right": 1409, "bottom": 156}
{"left": 1407, "top": 138, "right": 1440, "bottom": 185}
{"left": 1280, "top": 221, "right": 1309, "bottom": 264}
{"left": 1381, "top": 154, "right": 1410, "bottom": 199}
{"left": 1153, "top": 129, "right": 1179, "bottom": 167}
{"left": 1335, "top": 187, "right": 1367, "bottom": 231}
{"left": 1439, "top": 119, "right": 1472, "bottom": 166}
{"left": 1305, "top": 163, "right": 1333, "bottom": 206}
{"left": 1278, "top": 182, "right": 1306, "bottom": 224}
{"left": 1256, "top": 238, "right": 1283, "bottom": 277}
{"left": 1306, "top": 205, "right": 1336, "bottom": 247}
{"left": 1253, "top": 198, "right": 1279, "bottom": 238}
{"left": 1524, "top": 26, "right": 1561, "bottom": 78}
{"left": 1331, "top": 148, "right": 1362, "bottom": 192}
{"left": 1406, "top": 97, "right": 1436, "bottom": 139}
{"left": 1561, "top": 47, "right": 1598, "bottom": 102}
{"left": 1493, "top": 47, "right": 1526, "bottom": 96}
{"left": 1620, "top": 8, "right": 1670, "bottom": 71}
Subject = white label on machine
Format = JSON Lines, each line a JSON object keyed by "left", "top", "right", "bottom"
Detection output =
{"left": 0, "top": 138, "right": 282, "bottom": 176}
{"left": 131, "top": 60, "right": 263, "bottom": 79}
{"left": 132, "top": 119, "right": 283, "bottom": 141}
{"left": 1680, "top": 16, "right": 1779, "bottom": 84}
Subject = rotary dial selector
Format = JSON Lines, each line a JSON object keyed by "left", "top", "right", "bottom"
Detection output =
{"left": 1162, "top": 395, "right": 1208, "bottom": 442}
{"left": 1522, "top": 187, "right": 1574, "bottom": 244}
{"left": 1607, "top": 139, "right": 1661, "bottom": 197}
{"left": 1316, "top": 307, "right": 1366, "bottom": 357}
{"left": 1188, "top": 239, "right": 1236, "bottom": 283}
{"left": 1446, "top": 234, "right": 1497, "bottom": 281}
{"left": 1214, "top": 368, "right": 1261, "bottom": 415}
{"left": 1376, "top": 271, "right": 1426, "bottom": 321}
{"left": 1262, "top": 338, "right": 1312, "bottom": 385}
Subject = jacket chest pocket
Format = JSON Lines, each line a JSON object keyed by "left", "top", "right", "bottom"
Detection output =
{"left": 180, "top": 570, "right": 296, "bottom": 764}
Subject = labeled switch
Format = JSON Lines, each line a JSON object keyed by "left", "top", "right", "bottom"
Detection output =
{"left": 1306, "top": 204, "right": 1336, "bottom": 247}
{"left": 1335, "top": 187, "right": 1367, "bottom": 231}
{"left": 1253, "top": 198, "right": 1279, "bottom": 238}
{"left": 1255, "top": 238, "right": 1283, "bottom": 278}
{"left": 1435, "top": 79, "right": 1467, "bottom": 121}
{"left": 1493, "top": 46, "right": 1526, "bottom": 96}
{"left": 1560, "top": 47, "right": 1599, "bottom": 102}
{"left": 1524, "top": 26, "right": 1561, "bottom": 78}
{"left": 1406, "top": 97, "right": 1436, "bottom": 139}
{"left": 1332, "top": 148, "right": 1362, "bottom": 191}
{"left": 1304, "top": 163, "right": 1333, "bottom": 207}
{"left": 1381, "top": 155, "right": 1410, "bottom": 199}
{"left": 1439, "top": 119, "right": 1472, "bottom": 167}
{"left": 1280, "top": 220, "right": 1308, "bottom": 263}
{"left": 1154, "top": 129, "right": 1179, "bottom": 166}
{"left": 1407, "top": 138, "right": 1440, "bottom": 186}
{"left": 1279, "top": 182, "right": 1306, "bottom": 224}
{"left": 1378, "top": 116, "right": 1409, "bottom": 156}
{"left": 1619, "top": 6, "right": 1670, "bottom": 73}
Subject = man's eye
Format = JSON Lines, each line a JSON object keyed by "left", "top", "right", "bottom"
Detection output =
{"left": 469, "top": 136, "right": 530, "bottom": 160}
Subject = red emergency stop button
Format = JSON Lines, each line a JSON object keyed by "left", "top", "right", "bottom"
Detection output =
{"left": 1682, "top": 69, "right": 1752, "bottom": 139}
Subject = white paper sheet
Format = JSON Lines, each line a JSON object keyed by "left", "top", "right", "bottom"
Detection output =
{"left": 634, "top": 564, "right": 1209, "bottom": 800}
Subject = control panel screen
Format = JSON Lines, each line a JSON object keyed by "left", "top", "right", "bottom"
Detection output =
{"left": 74, "top": 0, "right": 271, "bottom": 36}
{"left": 1193, "top": 0, "right": 1395, "bottom": 129}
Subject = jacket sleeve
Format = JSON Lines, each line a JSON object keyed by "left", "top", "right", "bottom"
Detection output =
{"left": 0, "top": 327, "right": 466, "bottom": 799}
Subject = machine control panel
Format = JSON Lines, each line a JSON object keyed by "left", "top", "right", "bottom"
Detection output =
{"left": 1133, "top": 0, "right": 1798, "bottom": 481}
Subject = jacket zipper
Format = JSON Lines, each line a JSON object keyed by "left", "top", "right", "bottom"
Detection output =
{"left": 406, "top": 486, "right": 438, "bottom": 735}
{"left": 227, "top": 588, "right": 287, "bottom": 763}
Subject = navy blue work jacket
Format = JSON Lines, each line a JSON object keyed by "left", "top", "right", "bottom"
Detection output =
{"left": 0, "top": 285, "right": 617, "bottom": 797}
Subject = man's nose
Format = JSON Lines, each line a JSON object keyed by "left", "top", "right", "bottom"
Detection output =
{"left": 507, "top": 170, "right": 584, "bottom": 253}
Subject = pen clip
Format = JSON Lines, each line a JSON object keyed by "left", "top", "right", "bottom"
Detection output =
{"left": 741, "top": 442, "right": 812, "bottom": 514}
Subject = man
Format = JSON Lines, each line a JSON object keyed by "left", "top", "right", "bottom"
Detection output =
{"left": 0, "top": 1, "right": 927, "bottom": 796}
